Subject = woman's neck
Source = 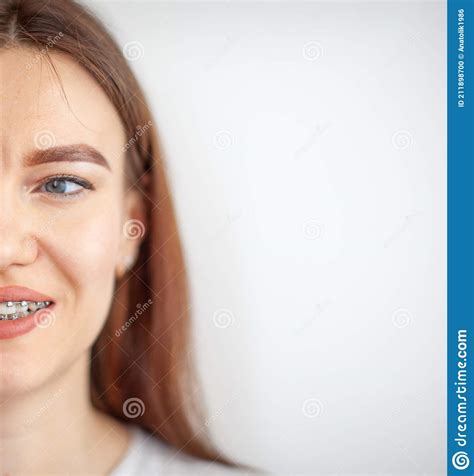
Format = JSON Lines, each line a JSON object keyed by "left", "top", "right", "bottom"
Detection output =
{"left": 0, "top": 353, "right": 131, "bottom": 475}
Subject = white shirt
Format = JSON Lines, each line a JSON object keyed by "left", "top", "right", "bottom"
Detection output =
{"left": 110, "top": 424, "right": 253, "bottom": 475}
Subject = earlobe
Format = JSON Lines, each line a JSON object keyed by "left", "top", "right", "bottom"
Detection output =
{"left": 125, "top": 189, "right": 147, "bottom": 236}
{"left": 123, "top": 255, "right": 136, "bottom": 272}
{"left": 115, "top": 255, "right": 136, "bottom": 280}
{"left": 116, "top": 186, "right": 146, "bottom": 280}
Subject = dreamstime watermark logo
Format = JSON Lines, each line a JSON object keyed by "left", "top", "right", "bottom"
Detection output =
{"left": 302, "top": 398, "right": 323, "bottom": 418}
{"left": 452, "top": 329, "right": 469, "bottom": 468}
{"left": 213, "top": 308, "right": 234, "bottom": 329}
{"left": 302, "top": 41, "right": 323, "bottom": 61}
{"left": 24, "top": 387, "right": 65, "bottom": 427}
{"left": 25, "top": 221, "right": 77, "bottom": 266}
{"left": 115, "top": 299, "right": 153, "bottom": 338}
{"left": 294, "top": 298, "right": 332, "bottom": 335}
{"left": 391, "top": 130, "right": 413, "bottom": 150}
{"left": 26, "top": 32, "right": 64, "bottom": 71}
{"left": 123, "top": 219, "right": 146, "bottom": 240}
{"left": 381, "top": 30, "right": 424, "bottom": 71}
{"left": 452, "top": 451, "right": 470, "bottom": 470}
{"left": 34, "top": 307, "right": 56, "bottom": 329}
{"left": 121, "top": 121, "right": 153, "bottom": 155}
{"left": 213, "top": 130, "right": 233, "bottom": 150}
{"left": 203, "top": 34, "right": 236, "bottom": 71}
{"left": 34, "top": 130, "right": 56, "bottom": 150}
{"left": 383, "top": 212, "right": 423, "bottom": 248}
{"left": 204, "top": 396, "right": 234, "bottom": 427}
{"left": 37, "top": 210, "right": 64, "bottom": 234}
{"left": 122, "top": 397, "right": 145, "bottom": 418}
{"left": 210, "top": 207, "right": 244, "bottom": 242}
{"left": 303, "top": 220, "right": 323, "bottom": 240}
{"left": 25, "top": 211, "right": 65, "bottom": 253}
{"left": 294, "top": 121, "right": 332, "bottom": 160}
{"left": 123, "top": 41, "right": 145, "bottom": 61}
{"left": 391, "top": 308, "right": 412, "bottom": 328}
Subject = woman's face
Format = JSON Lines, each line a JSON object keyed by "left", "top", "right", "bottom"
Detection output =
{"left": 0, "top": 48, "right": 144, "bottom": 397}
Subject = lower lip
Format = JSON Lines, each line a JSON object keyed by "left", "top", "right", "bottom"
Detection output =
{"left": 0, "top": 304, "right": 56, "bottom": 340}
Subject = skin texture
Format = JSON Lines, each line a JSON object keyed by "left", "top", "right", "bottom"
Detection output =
{"left": 0, "top": 47, "right": 145, "bottom": 473}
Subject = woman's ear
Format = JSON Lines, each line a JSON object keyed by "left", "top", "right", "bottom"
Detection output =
{"left": 116, "top": 187, "right": 147, "bottom": 279}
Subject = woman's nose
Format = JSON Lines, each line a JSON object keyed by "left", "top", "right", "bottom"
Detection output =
{"left": 0, "top": 204, "right": 38, "bottom": 272}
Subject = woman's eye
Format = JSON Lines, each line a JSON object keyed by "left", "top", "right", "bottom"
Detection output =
{"left": 38, "top": 176, "right": 93, "bottom": 197}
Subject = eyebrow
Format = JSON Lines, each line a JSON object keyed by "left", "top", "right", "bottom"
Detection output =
{"left": 24, "top": 144, "right": 112, "bottom": 171}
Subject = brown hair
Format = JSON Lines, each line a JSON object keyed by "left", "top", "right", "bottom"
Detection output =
{"left": 0, "top": 0, "right": 242, "bottom": 469}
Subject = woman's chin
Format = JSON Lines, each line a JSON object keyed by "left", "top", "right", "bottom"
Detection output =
{"left": 0, "top": 348, "right": 61, "bottom": 401}
{"left": 1, "top": 358, "right": 37, "bottom": 395}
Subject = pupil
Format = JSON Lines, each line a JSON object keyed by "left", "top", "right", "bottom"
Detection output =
{"left": 47, "top": 179, "right": 66, "bottom": 193}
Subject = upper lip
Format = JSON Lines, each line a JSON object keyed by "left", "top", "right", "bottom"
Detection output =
{"left": 0, "top": 286, "right": 54, "bottom": 303}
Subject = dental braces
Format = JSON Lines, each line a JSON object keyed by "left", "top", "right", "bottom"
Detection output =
{"left": 0, "top": 301, "right": 52, "bottom": 321}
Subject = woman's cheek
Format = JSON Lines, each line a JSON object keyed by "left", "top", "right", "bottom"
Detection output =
{"left": 50, "top": 203, "right": 122, "bottom": 338}
{"left": 0, "top": 204, "right": 123, "bottom": 396}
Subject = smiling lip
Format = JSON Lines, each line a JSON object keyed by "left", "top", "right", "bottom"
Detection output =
{"left": 0, "top": 287, "right": 55, "bottom": 340}
{"left": 0, "top": 286, "right": 54, "bottom": 303}
{"left": 0, "top": 303, "right": 56, "bottom": 340}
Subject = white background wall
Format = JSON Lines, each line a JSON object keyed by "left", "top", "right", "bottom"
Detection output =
{"left": 85, "top": 1, "right": 446, "bottom": 474}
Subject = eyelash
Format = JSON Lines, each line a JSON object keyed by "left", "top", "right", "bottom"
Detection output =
{"left": 36, "top": 174, "right": 95, "bottom": 200}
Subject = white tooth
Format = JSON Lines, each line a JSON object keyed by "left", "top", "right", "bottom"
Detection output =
{"left": 0, "top": 302, "right": 17, "bottom": 315}
{"left": 0, "top": 300, "right": 50, "bottom": 317}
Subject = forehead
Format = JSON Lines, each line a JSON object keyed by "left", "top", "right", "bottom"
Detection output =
{"left": 0, "top": 47, "right": 125, "bottom": 171}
